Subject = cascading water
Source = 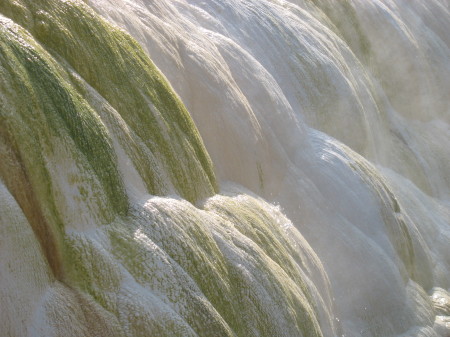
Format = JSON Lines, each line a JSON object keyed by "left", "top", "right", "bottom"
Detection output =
{"left": 0, "top": 0, "right": 449, "bottom": 336}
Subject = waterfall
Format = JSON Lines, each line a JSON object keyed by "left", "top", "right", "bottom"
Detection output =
{"left": 1, "top": 0, "right": 449, "bottom": 336}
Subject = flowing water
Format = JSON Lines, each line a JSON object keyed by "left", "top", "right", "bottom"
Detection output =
{"left": 0, "top": 0, "right": 449, "bottom": 336}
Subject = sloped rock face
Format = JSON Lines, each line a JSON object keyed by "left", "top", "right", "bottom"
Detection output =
{"left": 1, "top": 0, "right": 449, "bottom": 336}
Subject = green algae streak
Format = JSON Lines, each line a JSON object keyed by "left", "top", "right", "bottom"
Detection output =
{"left": 1, "top": 0, "right": 217, "bottom": 207}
